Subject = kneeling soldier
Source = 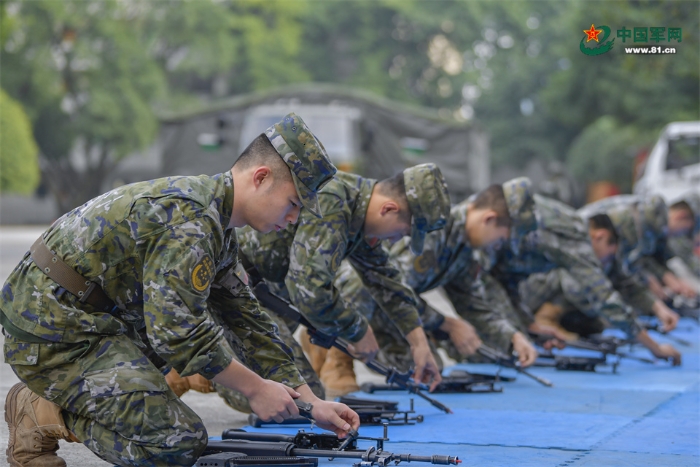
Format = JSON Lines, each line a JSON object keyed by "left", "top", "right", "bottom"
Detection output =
{"left": 1, "top": 114, "right": 359, "bottom": 467}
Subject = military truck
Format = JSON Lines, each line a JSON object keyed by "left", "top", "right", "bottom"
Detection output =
{"left": 104, "top": 84, "right": 490, "bottom": 202}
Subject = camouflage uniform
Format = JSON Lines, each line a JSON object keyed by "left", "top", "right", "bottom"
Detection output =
{"left": 219, "top": 166, "right": 449, "bottom": 407}
{"left": 667, "top": 193, "right": 700, "bottom": 277}
{"left": 578, "top": 194, "right": 673, "bottom": 281}
{"left": 487, "top": 180, "right": 643, "bottom": 337}
{"left": 1, "top": 113, "right": 336, "bottom": 467}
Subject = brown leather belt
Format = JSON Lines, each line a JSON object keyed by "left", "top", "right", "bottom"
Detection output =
{"left": 30, "top": 237, "right": 115, "bottom": 312}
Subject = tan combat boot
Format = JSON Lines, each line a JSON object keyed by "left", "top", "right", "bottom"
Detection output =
{"left": 319, "top": 347, "right": 360, "bottom": 398}
{"left": 164, "top": 369, "right": 214, "bottom": 398}
{"left": 299, "top": 330, "right": 328, "bottom": 375}
{"left": 534, "top": 302, "right": 579, "bottom": 342}
{"left": 5, "top": 383, "right": 79, "bottom": 467}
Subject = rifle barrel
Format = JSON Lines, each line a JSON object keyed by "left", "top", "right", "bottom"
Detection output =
{"left": 477, "top": 346, "right": 553, "bottom": 387}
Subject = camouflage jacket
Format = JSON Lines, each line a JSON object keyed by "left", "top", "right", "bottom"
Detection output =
{"left": 668, "top": 235, "right": 700, "bottom": 277}
{"left": 238, "top": 172, "right": 422, "bottom": 342}
{"left": 579, "top": 195, "right": 674, "bottom": 280}
{"left": 389, "top": 200, "right": 519, "bottom": 338}
{"left": 0, "top": 172, "right": 303, "bottom": 386}
{"left": 491, "top": 194, "right": 642, "bottom": 335}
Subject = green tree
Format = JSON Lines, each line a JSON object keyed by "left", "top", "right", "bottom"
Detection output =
{"left": 565, "top": 116, "right": 650, "bottom": 193}
{"left": 0, "top": 88, "right": 40, "bottom": 194}
{"left": 1, "top": 0, "right": 165, "bottom": 212}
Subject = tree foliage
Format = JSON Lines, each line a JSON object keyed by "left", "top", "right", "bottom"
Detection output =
{"left": 0, "top": 88, "right": 40, "bottom": 194}
{"left": 2, "top": 0, "right": 698, "bottom": 211}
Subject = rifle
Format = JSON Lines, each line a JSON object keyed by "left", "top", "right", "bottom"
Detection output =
{"left": 641, "top": 322, "right": 692, "bottom": 347}
{"left": 249, "top": 278, "right": 453, "bottom": 414}
{"left": 534, "top": 353, "right": 618, "bottom": 373}
{"left": 361, "top": 370, "right": 512, "bottom": 394}
{"left": 476, "top": 345, "right": 554, "bottom": 387}
{"left": 198, "top": 427, "right": 460, "bottom": 467}
{"left": 529, "top": 332, "right": 658, "bottom": 365}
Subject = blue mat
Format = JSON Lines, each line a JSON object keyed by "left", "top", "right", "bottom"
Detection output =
{"left": 211, "top": 318, "right": 700, "bottom": 466}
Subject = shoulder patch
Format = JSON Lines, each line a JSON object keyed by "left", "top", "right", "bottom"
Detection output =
{"left": 413, "top": 250, "right": 436, "bottom": 274}
{"left": 192, "top": 255, "right": 215, "bottom": 292}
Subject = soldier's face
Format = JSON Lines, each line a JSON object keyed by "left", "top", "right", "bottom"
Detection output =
{"left": 364, "top": 199, "right": 412, "bottom": 244}
{"left": 466, "top": 209, "right": 509, "bottom": 248}
{"left": 364, "top": 216, "right": 412, "bottom": 244}
{"left": 589, "top": 228, "right": 617, "bottom": 265}
{"left": 668, "top": 207, "right": 694, "bottom": 237}
{"left": 250, "top": 177, "right": 302, "bottom": 233}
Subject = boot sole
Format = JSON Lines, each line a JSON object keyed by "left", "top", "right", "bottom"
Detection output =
{"left": 5, "top": 382, "right": 27, "bottom": 467}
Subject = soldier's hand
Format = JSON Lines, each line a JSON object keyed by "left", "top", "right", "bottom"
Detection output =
{"left": 346, "top": 326, "right": 380, "bottom": 362}
{"left": 663, "top": 272, "right": 697, "bottom": 298}
{"left": 654, "top": 302, "right": 679, "bottom": 332}
{"left": 248, "top": 380, "right": 300, "bottom": 423}
{"left": 411, "top": 344, "right": 442, "bottom": 392}
{"left": 310, "top": 400, "right": 361, "bottom": 438}
{"left": 406, "top": 327, "right": 442, "bottom": 391}
{"left": 441, "top": 316, "right": 482, "bottom": 356}
{"left": 511, "top": 332, "right": 538, "bottom": 368}
{"left": 652, "top": 344, "right": 682, "bottom": 366}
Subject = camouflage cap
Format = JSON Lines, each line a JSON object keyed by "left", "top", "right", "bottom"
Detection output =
{"left": 403, "top": 163, "right": 451, "bottom": 255}
{"left": 637, "top": 194, "right": 668, "bottom": 254}
{"left": 502, "top": 177, "right": 538, "bottom": 253}
{"left": 264, "top": 113, "right": 338, "bottom": 218}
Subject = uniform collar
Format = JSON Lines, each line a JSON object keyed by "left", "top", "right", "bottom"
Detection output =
{"left": 219, "top": 170, "right": 235, "bottom": 230}
{"left": 350, "top": 177, "right": 377, "bottom": 243}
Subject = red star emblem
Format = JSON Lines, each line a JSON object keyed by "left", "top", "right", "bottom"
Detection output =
{"left": 584, "top": 24, "right": 603, "bottom": 42}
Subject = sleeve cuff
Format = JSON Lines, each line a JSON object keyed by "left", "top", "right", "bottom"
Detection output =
{"left": 180, "top": 335, "right": 236, "bottom": 380}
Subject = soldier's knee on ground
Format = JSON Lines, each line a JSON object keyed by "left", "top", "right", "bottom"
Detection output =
{"left": 534, "top": 302, "right": 580, "bottom": 341}
{"left": 64, "top": 384, "right": 207, "bottom": 466}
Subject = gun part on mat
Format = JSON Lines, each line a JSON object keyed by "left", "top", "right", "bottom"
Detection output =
{"left": 534, "top": 353, "right": 618, "bottom": 373}
{"left": 361, "top": 370, "right": 511, "bottom": 394}
{"left": 336, "top": 396, "right": 424, "bottom": 425}
{"left": 476, "top": 345, "right": 554, "bottom": 387}
{"left": 198, "top": 427, "right": 461, "bottom": 467}
{"left": 244, "top": 265, "right": 453, "bottom": 414}
{"left": 529, "top": 332, "right": 661, "bottom": 365}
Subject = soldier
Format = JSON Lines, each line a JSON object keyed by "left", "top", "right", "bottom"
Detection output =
{"left": 485, "top": 179, "right": 680, "bottom": 363}
{"left": 227, "top": 163, "right": 450, "bottom": 398}
{"left": 667, "top": 193, "right": 700, "bottom": 280}
{"left": 326, "top": 182, "right": 552, "bottom": 377}
{"left": 579, "top": 194, "right": 698, "bottom": 302}
{"left": 1, "top": 113, "right": 360, "bottom": 467}
{"left": 529, "top": 213, "right": 681, "bottom": 346}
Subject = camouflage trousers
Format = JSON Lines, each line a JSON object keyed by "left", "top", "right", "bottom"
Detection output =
{"left": 517, "top": 270, "right": 605, "bottom": 336}
{"left": 215, "top": 306, "right": 324, "bottom": 411}
{"left": 3, "top": 331, "right": 206, "bottom": 467}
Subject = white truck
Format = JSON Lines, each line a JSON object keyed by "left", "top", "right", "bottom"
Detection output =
{"left": 634, "top": 121, "right": 700, "bottom": 203}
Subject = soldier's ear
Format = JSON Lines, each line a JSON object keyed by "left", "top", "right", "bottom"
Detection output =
{"left": 483, "top": 210, "right": 499, "bottom": 227}
{"left": 252, "top": 166, "right": 272, "bottom": 189}
{"left": 380, "top": 201, "right": 400, "bottom": 217}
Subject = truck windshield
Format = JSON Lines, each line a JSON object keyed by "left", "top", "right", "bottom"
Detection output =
{"left": 666, "top": 135, "right": 700, "bottom": 170}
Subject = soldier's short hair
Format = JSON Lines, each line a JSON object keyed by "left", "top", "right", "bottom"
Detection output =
{"left": 233, "top": 133, "right": 293, "bottom": 185}
{"left": 376, "top": 172, "right": 411, "bottom": 223}
{"left": 588, "top": 213, "right": 618, "bottom": 245}
{"left": 471, "top": 184, "right": 511, "bottom": 228}
{"left": 670, "top": 200, "right": 693, "bottom": 216}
